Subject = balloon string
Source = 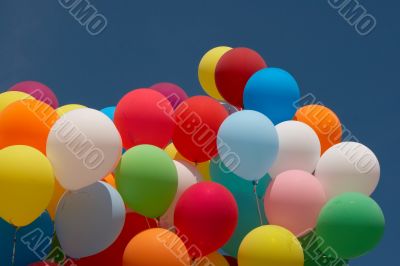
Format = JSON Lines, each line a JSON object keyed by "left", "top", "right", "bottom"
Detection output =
{"left": 12, "top": 227, "right": 19, "bottom": 266}
{"left": 253, "top": 181, "right": 264, "bottom": 226}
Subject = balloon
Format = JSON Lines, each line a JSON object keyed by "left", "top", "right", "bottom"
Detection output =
{"left": 9, "top": 81, "right": 59, "bottom": 108}
{"left": 47, "top": 180, "right": 65, "bottom": 220}
{"left": 114, "top": 88, "right": 174, "bottom": 149}
{"left": 269, "top": 121, "right": 320, "bottom": 178}
{"left": 174, "top": 182, "right": 238, "bottom": 258}
{"left": 198, "top": 46, "right": 232, "bottom": 100}
{"left": 76, "top": 212, "right": 157, "bottom": 266}
{"left": 150, "top": 82, "right": 188, "bottom": 109}
{"left": 172, "top": 96, "right": 228, "bottom": 163}
{"left": 0, "top": 217, "right": 14, "bottom": 265}
{"left": 215, "top": 47, "right": 267, "bottom": 107}
{"left": 14, "top": 211, "right": 54, "bottom": 266}
{"left": 264, "top": 170, "right": 326, "bottom": 236}
{"left": 29, "top": 263, "right": 60, "bottom": 266}
{"left": 0, "top": 99, "right": 59, "bottom": 154}
{"left": 100, "top": 106, "right": 116, "bottom": 121}
{"left": 55, "top": 182, "right": 125, "bottom": 258}
{"left": 123, "top": 228, "right": 191, "bottom": 266}
{"left": 209, "top": 156, "right": 270, "bottom": 198}
{"left": 196, "top": 160, "right": 211, "bottom": 181}
{"left": 159, "top": 161, "right": 199, "bottom": 228}
{"left": 47, "top": 108, "right": 122, "bottom": 190}
{"left": 0, "top": 91, "right": 33, "bottom": 112}
{"left": 195, "top": 252, "right": 230, "bottom": 266}
{"left": 243, "top": 67, "right": 300, "bottom": 124}
{"left": 115, "top": 145, "right": 178, "bottom": 218}
{"left": 0, "top": 145, "right": 54, "bottom": 226}
{"left": 56, "top": 104, "right": 86, "bottom": 116}
{"left": 294, "top": 105, "right": 342, "bottom": 154}
{"left": 238, "top": 225, "right": 304, "bottom": 266}
{"left": 315, "top": 142, "right": 380, "bottom": 198}
{"left": 224, "top": 256, "right": 238, "bottom": 266}
{"left": 220, "top": 101, "right": 239, "bottom": 115}
{"left": 316, "top": 192, "right": 385, "bottom": 259}
{"left": 103, "top": 173, "right": 116, "bottom": 189}
{"left": 217, "top": 110, "right": 278, "bottom": 181}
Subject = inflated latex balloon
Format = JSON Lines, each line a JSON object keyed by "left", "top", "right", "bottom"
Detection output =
{"left": 244, "top": 67, "right": 300, "bottom": 124}
{"left": 76, "top": 212, "right": 157, "bottom": 266}
{"left": 316, "top": 193, "right": 385, "bottom": 259}
{"left": 100, "top": 106, "right": 116, "bottom": 121}
{"left": 173, "top": 96, "right": 228, "bottom": 163}
{"left": 0, "top": 91, "right": 33, "bottom": 112}
{"left": 174, "top": 182, "right": 238, "bottom": 258}
{"left": 159, "top": 161, "right": 199, "bottom": 228}
{"left": 9, "top": 81, "right": 59, "bottom": 108}
{"left": 0, "top": 145, "right": 54, "bottom": 226}
{"left": 215, "top": 48, "right": 267, "bottom": 107}
{"left": 150, "top": 82, "right": 188, "bottom": 109}
{"left": 55, "top": 182, "right": 125, "bottom": 259}
{"left": 238, "top": 225, "right": 304, "bottom": 266}
{"left": 47, "top": 108, "right": 122, "bottom": 190}
{"left": 115, "top": 145, "right": 178, "bottom": 218}
{"left": 0, "top": 99, "right": 59, "bottom": 154}
{"left": 56, "top": 104, "right": 86, "bottom": 116}
{"left": 294, "top": 105, "right": 342, "bottom": 154}
{"left": 102, "top": 173, "right": 116, "bottom": 189}
{"left": 217, "top": 110, "right": 278, "bottom": 181}
{"left": 195, "top": 252, "right": 230, "bottom": 266}
{"left": 198, "top": 46, "right": 232, "bottom": 100}
{"left": 264, "top": 170, "right": 326, "bottom": 236}
{"left": 114, "top": 88, "right": 174, "bottom": 149}
{"left": 123, "top": 228, "right": 191, "bottom": 266}
{"left": 47, "top": 180, "right": 65, "bottom": 220}
{"left": 315, "top": 142, "right": 380, "bottom": 198}
{"left": 269, "top": 121, "right": 320, "bottom": 178}
{"left": 0, "top": 217, "right": 15, "bottom": 265}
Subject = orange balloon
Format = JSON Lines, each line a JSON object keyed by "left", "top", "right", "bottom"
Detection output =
{"left": 103, "top": 173, "right": 116, "bottom": 189}
{"left": 123, "top": 228, "right": 191, "bottom": 266}
{"left": 0, "top": 99, "right": 59, "bottom": 154}
{"left": 47, "top": 179, "right": 65, "bottom": 219}
{"left": 294, "top": 105, "right": 342, "bottom": 154}
{"left": 195, "top": 252, "right": 230, "bottom": 266}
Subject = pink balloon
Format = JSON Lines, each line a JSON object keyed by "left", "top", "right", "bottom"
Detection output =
{"left": 9, "top": 81, "right": 59, "bottom": 108}
{"left": 264, "top": 170, "right": 326, "bottom": 236}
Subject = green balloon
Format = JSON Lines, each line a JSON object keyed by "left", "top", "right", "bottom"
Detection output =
{"left": 115, "top": 145, "right": 178, "bottom": 218}
{"left": 316, "top": 192, "right": 385, "bottom": 259}
{"left": 210, "top": 157, "right": 270, "bottom": 257}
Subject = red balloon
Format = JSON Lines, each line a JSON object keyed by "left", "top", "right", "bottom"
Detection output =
{"left": 29, "top": 263, "right": 60, "bottom": 266}
{"left": 224, "top": 256, "right": 238, "bottom": 266}
{"left": 174, "top": 182, "right": 238, "bottom": 258}
{"left": 114, "top": 88, "right": 174, "bottom": 149}
{"left": 215, "top": 48, "right": 267, "bottom": 107}
{"left": 172, "top": 96, "right": 228, "bottom": 163}
{"left": 76, "top": 212, "right": 158, "bottom": 266}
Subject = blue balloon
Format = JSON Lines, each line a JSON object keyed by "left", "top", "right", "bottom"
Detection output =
{"left": 217, "top": 110, "right": 279, "bottom": 181}
{"left": 243, "top": 67, "right": 300, "bottom": 124}
{"left": 0, "top": 211, "right": 54, "bottom": 266}
{"left": 101, "top": 106, "right": 116, "bottom": 121}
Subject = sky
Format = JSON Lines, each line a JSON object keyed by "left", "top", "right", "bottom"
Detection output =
{"left": 1, "top": 0, "right": 399, "bottom": 265}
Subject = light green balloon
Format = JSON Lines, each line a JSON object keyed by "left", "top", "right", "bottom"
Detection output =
{"left": 115, "top": 145, "right": 178, "bottom": 218}
{"left": 316, "top": 192, "right": 385, "bottom": 259}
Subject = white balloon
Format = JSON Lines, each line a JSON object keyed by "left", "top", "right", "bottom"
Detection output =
{"left": 47, "top": 108, "right": 122, "bottom": 190}
{"left": 269, "top": 121, "right": 321, "bottom": 178}
{"left": 315, "top": 142, "right": 380, "bottom": 198}
{"left": 55, "top": 182, "right": 125, "bottom": 258}
{"left": 159, "top": 161, "right": 199, "bottom": 229}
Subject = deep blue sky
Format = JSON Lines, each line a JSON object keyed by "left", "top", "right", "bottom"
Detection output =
{"left": 1, "top": 0, "right": 398, "bottom": 264}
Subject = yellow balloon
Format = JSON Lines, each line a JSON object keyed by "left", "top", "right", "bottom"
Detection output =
{"left": 56, "top": 104, "right": 86, "bottom": 116}
{"left": 0, "top": 145, "right": 55, "bottom": 226}
{"left": 238, "top": 225, "right": 304, "bottom": 266}
{"left": 0, "top": 91, "right": 33, "bottom": 112}
{"left": 195, "top": 252, "right": 229, "bottom": 266}
{"left": 198, "top": 46, "right": 232, "bottom": 100}
{"left": 165, "top": 143, "right": 210, "bottom": 180}
{"left": 47, "top": 180, "right": 65, "bottom": 220}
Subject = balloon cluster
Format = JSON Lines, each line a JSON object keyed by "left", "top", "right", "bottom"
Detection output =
{"left": 0, "top": 45, "right": 384, "bottom": 266}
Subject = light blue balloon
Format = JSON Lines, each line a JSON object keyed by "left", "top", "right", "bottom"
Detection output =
{"left": 243, "top": 67, "right": 300, "bottom": 124}
{"left": 55, "top": 182, "right": 125, "bottom": 259}
{"left": 217, "top": 110, "right": 279, "bottom": 181}
{"left": 0, "top": 211, "right": 54, "bottom": 266}
{"left": 101, "top": 106, "right": 116, "bottom": 121}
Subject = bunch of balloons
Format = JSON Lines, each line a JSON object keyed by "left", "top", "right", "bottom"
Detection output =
{"left": 0, "top": 44, "right": 384, "bottom": 266}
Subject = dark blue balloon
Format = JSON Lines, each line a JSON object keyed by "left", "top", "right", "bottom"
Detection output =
{"left": 243, "top": 67, "right": 300, "bottom": 124}
{"left": 0, "top": 218, "right": 15, "bottom": 266}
